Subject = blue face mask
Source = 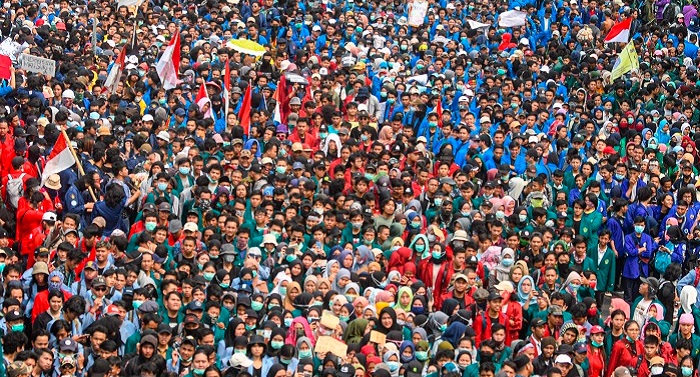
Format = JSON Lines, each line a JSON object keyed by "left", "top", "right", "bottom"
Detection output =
{"left": 179, "top": 166, "right": 190, "bottom": 175}
{"left": 415, "top": 244, "right": 425, "bottom": 252}
{"left": 286, "top": 254, "right": 296, "bottom": 263}
{"left": 412, "top": 307, "right": 425, "bottom": 315}
{"left": 271, "top": 340, "right": 284, "bottom": 350}
{"left": 203, "top": 272, "right": 215, "bottom": 281}
{"left": 432, "top": 250, "right": 442, "bottom": 259}
{"left": 157, "top": 182, "right": 168, "bottom": 191}
{"left": 251, "top": 301, "right": 263, "bottom": 311}
{"left": 634, "top": 225, "right": 645, "bottom": 234}
{"left": 132, "top": 300, "right": 143, "bottom": 310}
{"left": 299, "top": 350, "right": 313, "bottom": 359}
{"left": 284, "top": 318, "right": 293, "bottom": 327}
{"left": 387, "top": 361, "right": 400, "bottom": 372}
{"left": 502, "top": 258, "right": 514, "bottom": 267}
{"left": 11, "top": 323, "right": 24, "bottom": 332}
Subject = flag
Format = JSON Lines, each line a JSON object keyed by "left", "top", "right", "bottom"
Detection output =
{"left": 604, "top": 17, "right": 632, "bottom": 43}
{"left": 42, "top": 132, "right": 76, "bottom": 185}
{"left": 239, "top": 84, "right": 252, "bottom": 136}
{"left": 223, "top": 59, "right": 230, "bottom": 118}
{"left": 102, "top": 47, "right": 126, "bottom": 95}
{"left": 610, "top": 41, "right": 640, "bottom": 82}
{"left": 155, "top": 31, "right": 181, "bottom": 90}
{"left": 117, "top": 0, "right": 144, "bottom": 9}
{"left": 498, "top": 10, "right": 527, "bottom": 27}
{"left": 277, "top": 74, "right": 288, "bottom": 124}
{"left": 195, "top": 82, "right": 214, "bottom": 119}
{"left": 0, "top": 54, "right": 11, "bottom": 80}
{"left": 436, "top": 98, "right": 443, "bottom": 127}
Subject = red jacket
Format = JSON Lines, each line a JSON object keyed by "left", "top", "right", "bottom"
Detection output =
{"left": 31, "top": 288, "right": 71, "bottom": 323}
{"left": 503, "top": 300, "right": 523, "bottom": 346}
{"left": 473, "top": 310, "right": 508, "bottom": 347}
{"left": 607, "top": 339, "right": 644, "bottom": 377}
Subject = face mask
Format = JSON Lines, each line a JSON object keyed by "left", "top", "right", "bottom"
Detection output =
{"left": 280, "top": 358, "right": 291, "bottom": 365}
{"left": 519, "top": 214, "right": 528, "bottom": 222}
{"left": 429, "top": 121, "right": 438, "bottom": 128}
{"left": 651, "top": 367, "right": 664, "bottom": 375}
{"left": 286, "top": 254, "right": 296, "bottom": 263}
{"left": 320, "top": 132, "right": 328, "bottom": 139}
{"left": 434, "top": 198, "right": 443, "bottom": 206}
{"left": 480, "top": 353, "right": 494, "bottom": 362}
{"left": 439, "top": 323, "right": 447, "bottom": 332}
{"left": 132, "top": 300, "right": 143, "bottom": 310}
{"left": 428, "top": 234, "right": 436, "bottom": 242}
{"left": 635, "top": 225, "right": 645, "bottom": 234}
{"left": 245, "top": 324, "right": 256, "bottom": 330}
{"left": 193, "top": 369, "right": 206, "bottom": 376}
{"left": 415, "top": 244, "right": 425, "bottom": 252}
{"left": 387, "top": 361, "right": 400, "bottom": 372}
{"left": 275, "top": 166, "right": 287, "bottom": 174}
{"left": 352, "top": 221, "right": 363, "bottom": 230}
{"left": 682, "top": 367, "right": 693, "bottom": 377}
{"left": 197, "top": 263, "right": 205, "bottom": 271}
{"left": 340, "top": 315, "right": 350, "bottom": 322}
{"left": 11, "top": 323, "right": 24, "bottom": 332}
{"left": 365, "top": 173, "right": 375, "bottom": 181}
{"left": 626, "top": 335, "right": 635, "bottom": 342}
{"left": 361, "top": 135, "right": 368, "bottom": 141}
{"left": 496, "top": 210, "right": 505, "bottom": 219}
{"left": 432, "top": 250, "right": 442, "bottom": 259}
{"left": 49, "top": 282, "right": 61, "bottom": 291}
{"left": 145, "top": 221, "right": 157, "bottom": 232}
{"left": 615, "top": 174, "right": 625, "bottom": 180}
{"left": 380, "top": 92, "right": 388, "bottom": 98}
{"left": 412, "top": 221, "right": 422, "bottom": 229}
{"left": 591, "top": 340, "right": 603, "bottom": 347}
{"left": 234, "top": 349, "right": 247, "bottom": 355}
{"left": 570, "top": 283, "right": 580, "bottom": 291}
{"left": 412, "top": 307, "right": 425, "bottom": 315}
{"left": 299, "top": 350, "right": 313, "bottom": 359}
{"left": 401, "top": 45, "right": 408, "bottom": 50}
{"left": 284, "top": 318, "right": 293, "bottom": 327}
{"left": 502, "top": 258, "right": 514, "bottom": 267}
{"left": 223, "top": 255, "right": 235, "bottom": 263}
{"left": 220, "top": 282, "right": 230, "bottom": 289}
{"left": 279, "top": 287, "right": 287, "bottom": 296}
{"left": 179, "top": 167, "right": 190, "bottom": 175}
{"left": 416, "top": 351, "right": 429, "bottom": 361}
{"left": 271, "top": 340, "right": 284, "bottom": 350}
{"left": 387, "top": 98, "right": 395, "bottom": 104}
{"left": 251, "top": 301, "right": 263, "bottom": 311}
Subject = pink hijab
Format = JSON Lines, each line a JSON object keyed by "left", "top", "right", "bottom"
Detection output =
{"left": 502, "top": 196, "right": 516, "bottom": 216}
{"left": 489, "top": 197, "right": 505, "bottom": 214}
{"left": 605, "top": 298, "right": 631, "bottom": 326}
{"left": 285, "top": 317, "right": 316, "bottom": 346}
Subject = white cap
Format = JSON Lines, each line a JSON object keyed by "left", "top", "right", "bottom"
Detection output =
{"left": 555, "top": 355, "right": 572, "bottom": 365}
{"left": 62, "top": 89, "right": 75, "bottom": 99}
{"left": 519, "top": 37, "right": 530, "bottom": 46}
{"left": 458, "top": 96, "right": 469, "bottom": 102}
{"left": 156, "top": 130, "right": 170, "bottom": 142}
{"left": 312, "top": 25, "right": 322, "bottom": 32}
{"left": 183, "top": 222, "right": 198, "bottom": 232}
{"left": 42, "top": 212, "right": 57, "bottom": 222}
{"left": 528, "top": 135, "right": 539, "bottom": 144}
{"left": 127, "top": 55, "right": 138, "bottom": 64}
{"left": 229, "top": 353, "right": 253, "bottom": 368}
{"left": 142, "top": 114, "right": 154, "bottom": 122}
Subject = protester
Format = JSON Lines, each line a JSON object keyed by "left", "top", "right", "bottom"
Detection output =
{"left": 0, "top": 0, "right": 700, "bottom": 376}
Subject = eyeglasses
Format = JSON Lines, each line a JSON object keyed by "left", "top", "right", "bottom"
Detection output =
{"left": 94, "top": 286, "right": 107, "bottom": 291}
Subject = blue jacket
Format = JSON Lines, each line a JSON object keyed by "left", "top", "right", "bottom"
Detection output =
{"left": 622, "top": 232, "right": 656, "bottom": 278}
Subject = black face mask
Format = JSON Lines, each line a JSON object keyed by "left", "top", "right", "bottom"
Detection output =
{"left": 480, "top": 352, "right": 494, "bottom": 363}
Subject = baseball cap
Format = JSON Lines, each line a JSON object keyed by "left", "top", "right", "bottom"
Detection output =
{"left": 554, "top": 354, "right": 572, "bottom": 365}
{"left": 59, "top": 338, "right": 78, "bottom": 352}
{"left": 92, "top": 276, "right": 107, "bottom": 288}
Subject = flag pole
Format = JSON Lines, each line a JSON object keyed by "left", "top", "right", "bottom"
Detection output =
{"left": 60, "top": 128, "right": 98, "bottom": 202}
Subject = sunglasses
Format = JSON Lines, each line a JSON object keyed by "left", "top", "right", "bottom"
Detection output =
{"left": 94, "top": 286, "right": 107, "bottom": 291}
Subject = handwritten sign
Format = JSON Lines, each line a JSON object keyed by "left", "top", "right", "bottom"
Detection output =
{"left": 19, "top": 54, "right": 55, "bottom": 77}
{"left": 370, "top": 330, "right": 387, "bottom": 344}
{"left": 320, "top": 311, "right": 339, "bottom": 330}
{"left": 315, "top": 336, "right": 348, "bottom": 357}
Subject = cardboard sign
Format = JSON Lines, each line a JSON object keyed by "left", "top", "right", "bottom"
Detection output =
{"left": 370, "top": 330, "right": 387, "bottom": 344}
{"left": 19, "top": 53, "right": 56, "bottom": 77}
{"left": 315, "top": 336, "right": 348, "bottom": 357}
{"left": 320, "top": 311, "right": 339, "bottom": 330}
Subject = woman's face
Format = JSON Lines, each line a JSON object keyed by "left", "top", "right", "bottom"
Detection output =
{"left": 520, "top": 279, "right": 532, "bottom": 294}
{"left": 381, "top": 313, "right": 393, "bottom": 328}
{"left": 626, "top": 324, "right": 640, "bottom": 339}
{"left": 192, "top": 353, "right": 209, "bottom": 370}
{"left": 492, "top": 329, "right": 505, "bottom": 343}
{"left": 510, "top": 268, "right": 523, "bottom": 283}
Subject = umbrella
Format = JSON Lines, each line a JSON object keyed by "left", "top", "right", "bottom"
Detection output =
{"left": 226, "top": 39, "right": 267, "bottom": 57}
{"left": 285, "top": 73, "right": 309, "bottom": 84}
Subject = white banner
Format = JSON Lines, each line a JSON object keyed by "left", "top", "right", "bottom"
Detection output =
{"left": 499, "top": 10, "right": 527, "bottom": 27}
{"left": 19, "top": 53, "right": 56, "bottom": 77}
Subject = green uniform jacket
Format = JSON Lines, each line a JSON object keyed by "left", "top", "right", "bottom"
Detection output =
{"left": 587, "top": 246, "right": 616, "bottom": 293}
{"left": 580, "top": 210, "right": 603, "bottom": 242}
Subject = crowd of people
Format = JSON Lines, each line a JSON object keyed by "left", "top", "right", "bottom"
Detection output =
{"left": 2, "top": 0, "right": 700, "bottom": 376}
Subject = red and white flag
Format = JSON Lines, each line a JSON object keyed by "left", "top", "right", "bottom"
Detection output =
{"left": 42, "top": 132, "right": 76, "bottom": 185}
{"left": 239, "top": 84, "right": 252, "bottom": 136}
{"left": 102, "top": 46, "right": 126, "bottom": 95}
{"left": 155, "top": 31, "right": 181, "bottom": 90}
{"left": 436, "top": 98, "right": 443, "bottom": 127}
{"left": 604, "top": 17, "right": 632, "bottom": 43}
{"left": 223, "top": 59, "right": 231, "bottom": 118}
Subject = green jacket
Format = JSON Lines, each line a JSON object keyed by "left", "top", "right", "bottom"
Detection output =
{"left": 587, "top": 245, "right": 616, "bottom": 292}
{"left": 579, "top": 210, "right": 603, "bottom": 242}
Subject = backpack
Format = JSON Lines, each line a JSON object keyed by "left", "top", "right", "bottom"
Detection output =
{"left": 654, "top": 248, "right": 672, "bottom": 275}
{"left": 5, "top": 173, "right": 25, "bottom": 209}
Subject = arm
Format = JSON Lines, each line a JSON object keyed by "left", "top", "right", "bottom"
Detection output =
{"left": 677, "top": 270, "right": 696, "bottom": 296}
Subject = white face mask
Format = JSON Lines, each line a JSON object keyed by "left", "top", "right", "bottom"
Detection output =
{"left": 651, "top": 367, "right": 664, "bottom": 375}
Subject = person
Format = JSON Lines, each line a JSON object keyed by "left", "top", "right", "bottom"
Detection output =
{"left": 607, "top": 321, "right": 644, "bottom": 377}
